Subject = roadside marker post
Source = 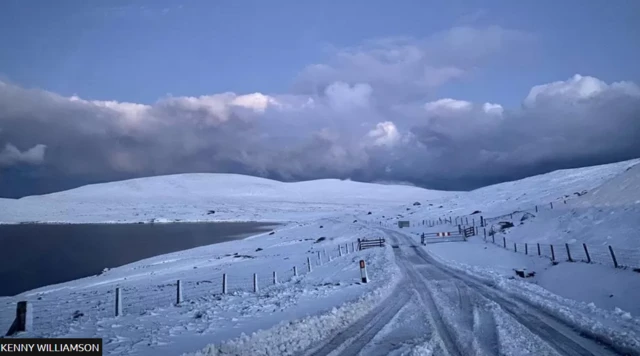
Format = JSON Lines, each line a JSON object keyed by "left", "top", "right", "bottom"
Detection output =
{"left": 359, "top": 260, "right": 369, "bottom": 283}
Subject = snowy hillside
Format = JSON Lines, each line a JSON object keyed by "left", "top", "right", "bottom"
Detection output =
{"left": 0, "top": 174, "right": 452, "bottom": 224}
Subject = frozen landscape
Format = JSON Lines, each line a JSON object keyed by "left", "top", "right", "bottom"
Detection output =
{"left": 1, "top": 158, "right": 640, "bottom": 356}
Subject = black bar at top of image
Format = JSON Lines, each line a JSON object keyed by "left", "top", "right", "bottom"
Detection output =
{"left": 0, "top": 338, "right": 102, "bottom": 355}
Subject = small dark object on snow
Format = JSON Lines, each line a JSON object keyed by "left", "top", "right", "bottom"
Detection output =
{"left": 406, "top": 208, "right": 411, "bottom": 211}
{"left": 207, "top": 210, "right": 215, "bottom": 215}
{"left": 633, "top": 268, "right": 640, "bottom": 274}
{"left": 353, "top": 220, "right": 358, "bottom": 223}
{"left": 498, "top": 221, "right": 515, "bottom": 229}
{"left": 73, "top": 310, "right": 84, "bottom": 319}
{"left": 255, "top": 248, "right": 263, "bottom": 252}
{"left": 268, "top": 231, "right": 275, "bottom": 235}
{"left": 609, "top": 294, "right": 614, "bottom": 298}
{"left": 551, "top": 261, "right": 559, "bottom": 266}
{"left": 438, "top": 205, "right": 443, "bottom": 208}
{"left": 573, "top": 190, "right": 588, "bottom": 197}
{"left": 367, "top": 211, "right": 372, "bottom": 215}
{"left": 471, "top": 210, "right": 481, "bottom": 214}
{"left": 515, "top": 269, "right": 536, "bottom": 278}
{"left": 413, "top": 202, "right": 421, "bottom": 206}
{"left": 315, "top": 237, "right": 326, "bottom": 243}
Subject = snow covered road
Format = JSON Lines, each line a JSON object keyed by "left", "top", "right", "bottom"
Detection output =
{"left": 302, "top": 229, "right": 636, "bottom": 356}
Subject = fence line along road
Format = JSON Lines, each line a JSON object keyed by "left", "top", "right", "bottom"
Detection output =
{"left": 482, "top": 227, "right": 640, "bottom": 271}
{"left": 2, "top": 241, "right": 370, "bottom": 337}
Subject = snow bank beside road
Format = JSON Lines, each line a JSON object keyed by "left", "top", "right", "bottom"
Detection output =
{"left": 185, "top": 246, "right": 401, "bottom": 356}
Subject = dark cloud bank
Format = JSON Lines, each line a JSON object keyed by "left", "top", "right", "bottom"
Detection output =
{"left": 1, "top": 26, "right": 639, "bottom": 198}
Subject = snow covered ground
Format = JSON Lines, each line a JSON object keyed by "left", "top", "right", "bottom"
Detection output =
{"left": 0, "top": 174, "right": 452, "bottom": 225}
{"left": 1, "top": 219, "right": 398, "bottom": 356}
{"left": 2, "top": 158, "right": 640, "bottom": 355}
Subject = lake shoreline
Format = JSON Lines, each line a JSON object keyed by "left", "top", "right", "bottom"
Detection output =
{"left": 0, "top": 221, "right": 281, "bottom": 296}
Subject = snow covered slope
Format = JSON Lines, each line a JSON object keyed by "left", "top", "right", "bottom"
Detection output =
{"left": 0, "top": 175, "right": 452, "bottom": 224}
{"left": 577, "top": 161, "right": 640, "bottom": 207}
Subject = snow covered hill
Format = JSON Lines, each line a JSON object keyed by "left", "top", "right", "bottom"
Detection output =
{"left": 0, "top": 174, "right": 452, "bottom": 224}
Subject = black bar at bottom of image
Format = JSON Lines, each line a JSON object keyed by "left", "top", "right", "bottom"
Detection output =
{"left": 0, "top": 338, "right": 102, "bottom": 355}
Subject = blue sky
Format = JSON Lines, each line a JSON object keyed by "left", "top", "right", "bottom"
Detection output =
{"left": 1, "top": 0, "right": 639, "bottom": 197}
{"left": 1, "top": 0, "right": 638, "bottom": 106}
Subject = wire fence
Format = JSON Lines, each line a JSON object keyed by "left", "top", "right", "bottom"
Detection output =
{"left": 371, "top": 200, "right": 639, "bottom": 272}
{"left": 372, "top": 199, "right": 564, "bottom": 229}
{"left": 482, "top": 232, "right": 640, "bottom": 271}
{"left": 1, "top": 242, "right": 360, "bottom": 336}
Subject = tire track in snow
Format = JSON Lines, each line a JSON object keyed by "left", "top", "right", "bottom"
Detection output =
{"left": 302, "top": 283, "right": 412, "bottom": 356}
{"left": 398, "top": 231, "right": 627, "bottom": 356}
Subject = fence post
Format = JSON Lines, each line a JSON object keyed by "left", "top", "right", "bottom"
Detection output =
{"left": 307, "top": 257, "right": 312, "bottom": 272}
{"left": 514, "top": 243, "right": 517, "bottom": 252}
{"left": 492, "top": 235, "right": 495, "bottom": 243}
{"left": 480, "top": 216, "right": 484, "bottom": 227}
{"left": 338, "top": 246, "right": 343, "bottom": 257}
{"left": 273, "top": 271, "right": 278, "bottom": 285}
{"left": 222, "top": 273, "right": 228, "bottom": 294}
{"left": 510, "top": 213, "right": 513, "bottom": 219}
{"left": 608, "top": 246, "right": 619, "bottom": 268}
{"left": 253, "top": 273, "right": 259, "bottom": 293}
{"left": 352, "top": 242, "right": 355, "bottom": 253}
{"left": 565, "top": 243, "right": 573, "bottom": 262}
{"left": 525, "top": 243, "right": 528, "bottom": 255}
{"left": 359, "top": 260, "right": 369, "bottom": 283}
{"left": 317, "top": 251, "right": 322, "bottom": 265}
{"left": 7, "top": 301, "right": 32, "bottom": 335}
{"left": 550, "top": 202, "right": 554, "bottom": 209}
{"left": 537, "top": 243, "right": 541, "bottom": 256}
{"left": 583, "top": 244, "right": 591, "bottom": 263}
{"left": 293, "top": 266, "right": 298, "bottom": 277}
{"left": 458, "top": 225, "right": 462, "bottom": 234}
{"left": 115, "top": 287, "right": 122, "bottom": 317}
{"left": 483, "top": 228, "right": 487, "bottom": 241}
{"left": 503, "top": 237, "right": 506, "bottom": 248}
{"left": 345, "top": 243, "right": 349, "bottom": 254}
{"left": 176, "top": 280, "right": 182, "bottom": 305}
{"left": 550, "top": 245, "right": 556, "bottom": 262}
{"left": 535, "top": 205, "right": 538, "bottom": 213}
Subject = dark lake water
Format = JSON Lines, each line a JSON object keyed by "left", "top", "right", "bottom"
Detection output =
{"left": 0, "top": 222, "right": 277, "bottom": 296}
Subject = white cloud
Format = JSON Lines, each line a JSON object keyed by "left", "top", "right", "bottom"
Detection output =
{"left": 230, "top": 93, "right": 279, "bottom": 113}
{"left": 425, "top": 98, "right": 473, "bottom": 113}
{"left": 482, "top": 102, "right": 504, "bottom": 115}
{"left": 0, "top": 143, "right": 47, "bottom": 167}
{"left": 367, "top": 121, "right": 401, "bottom": 147}
{"left": 524, "top": 74, "right": 640, "bottom": 107}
